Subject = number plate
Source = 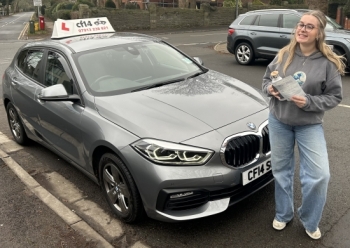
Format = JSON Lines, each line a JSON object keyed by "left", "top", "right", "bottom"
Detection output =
{"left": 242, "top": 160, "right": 271, "bottom": 186}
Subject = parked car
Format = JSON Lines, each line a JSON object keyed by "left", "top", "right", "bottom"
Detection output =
{"left": 227, "top": 9, "right": 350, "bottom": 66}
{"left": 3, "top": 18, "right": 272, "bottom": 223}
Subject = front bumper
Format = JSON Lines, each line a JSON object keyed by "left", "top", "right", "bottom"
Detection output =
{"left": 120, "top": 143, "right": 272, "bottom": 222}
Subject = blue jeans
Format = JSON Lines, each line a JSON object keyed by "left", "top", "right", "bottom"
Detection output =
{"left": 268, "top": 114, "right": 330, "bottom": 232}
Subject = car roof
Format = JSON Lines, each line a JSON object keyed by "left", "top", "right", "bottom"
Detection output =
{"left": 245, "top": 8, "right": 310, "bottom": 15}
{"left": 23, "top": 32, "right": 162, "bottom": 53}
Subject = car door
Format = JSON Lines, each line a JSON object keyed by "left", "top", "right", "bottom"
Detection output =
{"left": 10, "top": 49, "right": 44, "bottom": 136}
{"left": 34, "top": 50, "right": 85, "bottom": 166}
{"left": 280, "top": 13, "right": 301, "bottom": 47}
{"left": 249, "top": 13, "right": 281, "bottom": 57}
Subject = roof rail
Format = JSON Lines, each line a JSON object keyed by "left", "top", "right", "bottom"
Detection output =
{"left": 247, "top": 9, "right": 299, "bottom": 13}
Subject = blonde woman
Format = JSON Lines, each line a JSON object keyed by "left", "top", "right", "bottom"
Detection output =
{"left": 262, "top": 10, "right": 345, "bottom": 239}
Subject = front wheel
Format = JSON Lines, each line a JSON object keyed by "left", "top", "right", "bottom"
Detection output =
{"left": 99, "top": 153, "right": 144, "bottom": 223}
{"left": 235, "top": 42, "right": 255, "bottom": 65}
{"left": 6, "top": 102, "right": 28, "bottom": 145}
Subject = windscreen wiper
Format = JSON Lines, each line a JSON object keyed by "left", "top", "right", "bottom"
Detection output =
{"left": 131, "top": 78, "right": 185, "bottom": 92}
{"left": 185, "top": 70, "right": 207, "bottom": 80}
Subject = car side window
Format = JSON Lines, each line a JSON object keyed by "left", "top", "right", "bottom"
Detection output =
{"left": 44, "top": 51, "right": 74, "bottom": 94}
{"left": 17, "top": 49, "right": 44, "bottom": 81}
{"left": 240, "top": 15, "right": 257, "bottom": 25}
{"left": 282, "top": 14, "right": 300, "bottom": 29}
{"left": 258, "top": 14, "right": 279, "bottom": 27}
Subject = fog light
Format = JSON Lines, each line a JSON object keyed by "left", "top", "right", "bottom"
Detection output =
{"left": 170, "top": 191, "right": 193, "bottom": 199}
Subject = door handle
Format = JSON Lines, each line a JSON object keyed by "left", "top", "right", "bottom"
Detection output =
{"left": 280, "top": 35, "right": 287, "bottom": 38}
{"left": 250, "top": 32, "right": 257, "bottom": 35}
{"left": 11, "top": 77, "right": 20, "bottom": 86}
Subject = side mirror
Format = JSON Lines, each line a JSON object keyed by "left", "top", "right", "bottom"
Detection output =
{"left": 38, "top": 84, "right": 80, "bottom": 102}
{"left": 193, "top": 57, "right": 203, "bottom": 65}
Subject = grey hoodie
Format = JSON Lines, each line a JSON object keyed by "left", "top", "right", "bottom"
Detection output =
{"left": 262, "top": 47, "right": 343, "bottom": 126}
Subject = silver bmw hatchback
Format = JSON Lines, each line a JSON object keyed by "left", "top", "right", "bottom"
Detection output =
{"left": 2, "top": 18, "right": 272, "bottom": 223}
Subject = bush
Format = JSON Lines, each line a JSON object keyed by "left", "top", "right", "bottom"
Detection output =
{"left": 72, "top": 0, "right": 96, "bottom": 11}
{"left": 56, "top": 9, "right": 71, "bottom": 19}
{"left": 105, "top": 0, "right": 116, "bottom": 8}
{"left": 125, "top": 2, "right": 140, "bottom": 9}
{"left": 270, "top": 0, "right": 282, "bottom": 5}
{"left": 252, "top": 0, "right": 264, "bottom": 5}
{"left": 287, "top": 0, "right": 304, "bottom": 3}
{"left": 56, "top": 2, "right": 75, "bottom": 11}
{"left": 223, "top": 0, "right": 242, "bottom": 8}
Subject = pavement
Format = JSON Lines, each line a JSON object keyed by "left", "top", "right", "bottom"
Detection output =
{"left": 2, "top": 18, "right": 350, "bottom": 248}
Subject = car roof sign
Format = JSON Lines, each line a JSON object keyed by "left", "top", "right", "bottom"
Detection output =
{"left": 51, "top": 17, "right": 115, "bottom": 39}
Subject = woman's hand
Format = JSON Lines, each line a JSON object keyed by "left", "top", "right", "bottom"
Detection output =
{"left": 291, "top": 95, "right": 307, "bottom": 108}
{"left": 268, "top": 85, "right": 281, "bottom": 100}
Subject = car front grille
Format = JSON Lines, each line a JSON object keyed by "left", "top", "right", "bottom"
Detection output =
{"left": 221, "top": 123, "right": 270, "bottom": 168}
{"left": 224, "top": 135, "right": 260, "bottom": 167}
{"left": 262, "top": 125, "right": 270, "bottom": 154}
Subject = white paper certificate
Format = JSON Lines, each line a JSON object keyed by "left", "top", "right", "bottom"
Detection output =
{"left": 272, "top": 75, "right": 305, "bottom": 101}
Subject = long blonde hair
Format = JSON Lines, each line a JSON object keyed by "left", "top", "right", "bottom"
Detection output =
{"left": 276, "top": 10, "right": 346, "bottom": 75}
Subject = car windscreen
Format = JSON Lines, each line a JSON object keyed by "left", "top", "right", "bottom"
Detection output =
{"left": 74, "top": 41, "right": 202, "bottom": 96}
{"left": 325, "top": 16, "right": 343, "bottom": 31}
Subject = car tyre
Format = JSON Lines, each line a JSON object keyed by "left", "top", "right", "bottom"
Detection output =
{"left": 99, "top": 153, "right": 144, "bottom": 223}
{"left": 333, "top": 47, "right": 347, "bottom": 64}
{"left": 235, "top": 42, "right": 255, "bottom": 65}
{"left": 6, "top": 102, "right": 28, "bottom": 145}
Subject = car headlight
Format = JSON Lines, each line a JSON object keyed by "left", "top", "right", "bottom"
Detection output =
{"left": 132, "top": 139, "right": 213, "bottom": 165}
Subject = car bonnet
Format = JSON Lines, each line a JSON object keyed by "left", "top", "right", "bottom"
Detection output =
{"left": 94, "top": 70, "right": 268, "bottom": 142}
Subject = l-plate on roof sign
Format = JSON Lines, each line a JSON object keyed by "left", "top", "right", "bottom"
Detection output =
{"left": 51, "top": 18, "right": 115, "bottom": 39}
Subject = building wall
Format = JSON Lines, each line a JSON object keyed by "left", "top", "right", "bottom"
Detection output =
{"left": 155, "top": 8, "right": 204, "bottom": 29}
{"left": 79, "top": 3, "right": 312, "bottom": 31}
{"left": 89, "top": 8, "right": 150, "bottom": 30}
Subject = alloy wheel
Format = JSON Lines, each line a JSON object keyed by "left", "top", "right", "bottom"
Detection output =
{"left": 237, "top": 45, "right": 251, "bottom": 64}
{"left": 8, "top": 108, "right": 22, "bottom": 140}
{"left": 103, "top": 163, "right": 131, "bottom": 215}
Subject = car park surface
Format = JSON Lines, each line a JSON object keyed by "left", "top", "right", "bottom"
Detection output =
{"left": 227, "top": 9, "right": 350, "bottom": 67}
{"left": 2, "top": 18, "right": 272, "bottom": 223}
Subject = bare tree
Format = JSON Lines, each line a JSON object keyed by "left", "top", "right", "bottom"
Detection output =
{"left": 6, "top": 0, "right": 9, "bottom": 15}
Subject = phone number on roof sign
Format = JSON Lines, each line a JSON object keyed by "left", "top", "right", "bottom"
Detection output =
{"left": 78, "top": 26, "right": 110, "bottom": 33}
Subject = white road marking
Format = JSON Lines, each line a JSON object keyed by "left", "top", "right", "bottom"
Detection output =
{"left": 339, "top": 104, "right": 350, "bottom": 109}
{"left": 179, "top": 42, "right": 210, "bottom": 46}
{"left": 190, "top": 33, "right": 227, "bottom": 36}
{"left": 0, "top": 58, "right": 12, "bottom": 65}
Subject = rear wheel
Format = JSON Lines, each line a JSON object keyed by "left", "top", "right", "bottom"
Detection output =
{"left": 333, "top": 47, "right": 349, "bottom": 72}
{"left": 99, "top": 153, "right": 144, "bottom": 223}
{"left": 6, "top": 102, "right": 28, "bottom": 145}
{"left": 235, "top": 42, "right": 255, "bottom": 65}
